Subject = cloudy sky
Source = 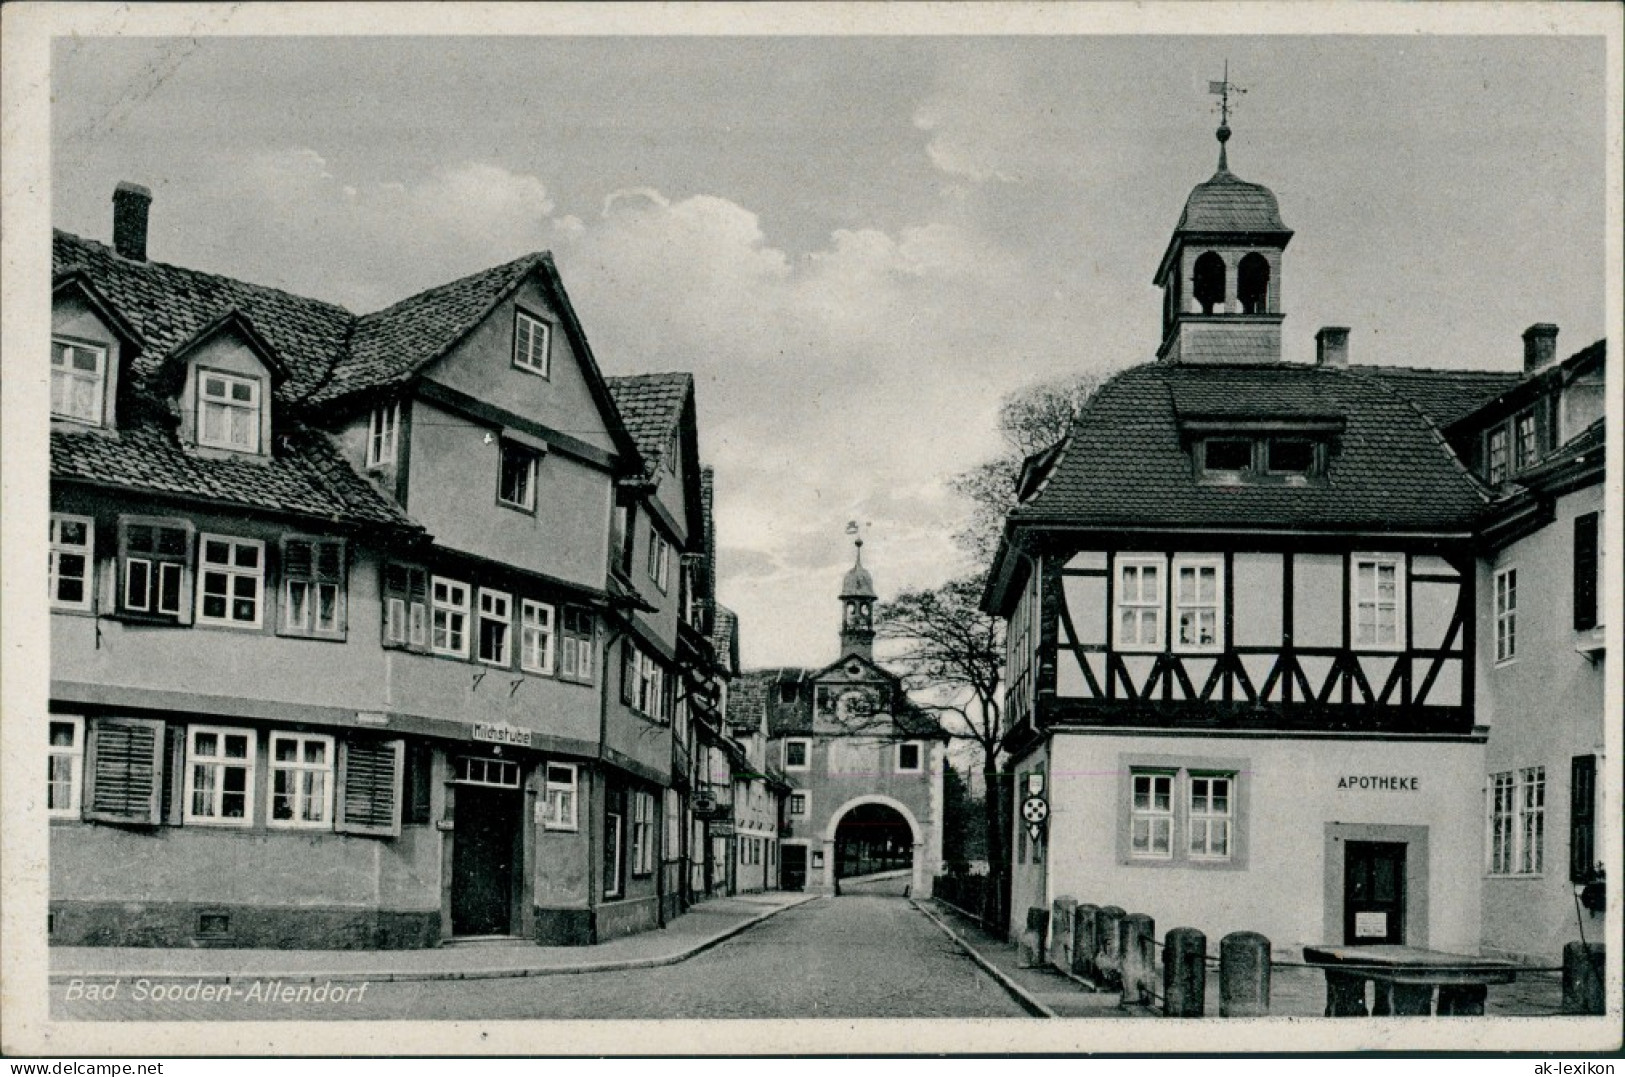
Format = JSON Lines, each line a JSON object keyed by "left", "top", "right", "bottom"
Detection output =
{"left": 49, "top": 25, "right": 1608, "bottom": 667}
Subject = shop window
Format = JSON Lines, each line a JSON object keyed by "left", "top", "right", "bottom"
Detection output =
{"left": 184, "top": 725, "right": 255, "bottom": 826}
{"left": 51, "top": 338, "right": 107, "bottom": 425}
{"left": 543, "top": 763, "right": 578, "bottom": 831}
{"left": 48, "top": 716, "right": 85, "bottom": 818}
{"left": 196, "top": 535, "right": 264, "bottom": 628}
{"left": 50, "top": 514, "right": 94, "bottom": 611}
{"left": 281, "top": 536, "right": 345, "bottom": 639}
{"left": 119, "top": 518, "right": 191, "bottom": 621}
{"left": 1351, "top": 555, "right": 1404, "bottom": 650}
{"left": 269, "top": 732, "right": 334, "bottom": 829}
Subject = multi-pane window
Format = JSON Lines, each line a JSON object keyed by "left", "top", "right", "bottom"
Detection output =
{"left": 1514, "top": 410, "right": 1538, "bottom": 471}
{"left": 543, "top": 762, "right": 578, "bottom": 830}
{"left": 520, "top": 599, "right": 555, "bottom": 674}
{"left": 1187, "top": 775, "right": 1232, "bottom": 860}
{"left": 513, "top": 311, "right": 551, "bottom": 376}
{"left": 1173, "top": 558, "right": 1221, "bottom": 651}
{"left": 558, "top": 607, "right": 594, "bottom": 682}
{"left": 196, "top": 369, "right": 261, "bottom": 452}
{"left": 120, "top": 519, "right": 189, "bottom": 619}
{"left": 1129, "top": 772, "right": 1174, "bottom": 859}
{"left": 1488, "top": 768, "right": 1545, "bottom": 875}
{"left": 477, "top": 588, "right": 512, "bottom": 666}
{"left": 197, "top": 535, "right": 264, "bottom": 628}
{"left": 896, "top": 742, "right": 922, "bottom": 773}
{"left": 269, "top": 732, "right": 333, "bottom": 829}
{"left": 454, "top": 756, "right": 521, "bottom": 788}
{"left": 785, "top": 739, "right": 810, "bottom": 770}
{"left": 1352, "top": 556, "right": 1403, "bottom": 649}
{"left": 623, "top": 645, "right": 667, "bottom": 720}
{"left": 1494, "top": 567, "right": 1517, "bottom": 662}
{"left": 1116, "top": 557, "right": 1164, "bottom": 651}
{"left": 382, "top": 564, "right": 428, "bottom": 649}
{"left": 1486, "top": 427, "right": 1509, "bottom": 484}
{"left": 431, "top": 577, "right": 470, "bottom": 657}
{"left": 630, "top": 790, "right": 656, "bottom": 876}
{"left": 647, "top": 526, "right": 671, "bottom": 591}
{"left": 367, "top": 402, "right": 399, "bottom": 468}
{"left": 282, "top": 537, "right": 344, "bottom": 638}
{"left": 48, "top": 716, "right": 85, "bottom": 818}
{"left": 50, "top": 514, "right": 94, "bottom": 610}
{"left": 185, "top": 726, "right": 255, "bottom": 826}
{"left": 52, "top": 339, "right": 107, "bottom": 425}
{"left": 498, "top": 442, "right": 538, "bottom": 511}
{"left": 789, "top": 792, "right": 808, "bottom": 816}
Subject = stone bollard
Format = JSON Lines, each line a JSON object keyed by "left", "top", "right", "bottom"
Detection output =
{"left": 1095, "top": 905, "right": 1126, "bottom": 988}
{"left": 1073, "top": 903, "right": 1100, "bottom": 980}
{"left": 1018, "top": 907, "right": 1050, "bottom": 968}
{"left": 1119, "top": 913, "right": 1156, "bottom": 1006}
{"left": 1561, "top": 941, "right": 1605, "bottom": 1015}
{"left": 1051, "top": 896, "right": 1078, "bottom": 974}
{"left": 1163, "top": 927, "right": 1207, "bottom": 1018}
{"left": 1219, "top": 932, "right": 1272, "bottom": 1017}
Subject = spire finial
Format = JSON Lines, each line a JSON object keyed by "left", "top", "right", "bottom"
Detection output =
{"left": 1208, "top": 60, "right": 1245, "bottom": 172}
{"left": 845, "top": 519, "right": 865, "bottom": 563}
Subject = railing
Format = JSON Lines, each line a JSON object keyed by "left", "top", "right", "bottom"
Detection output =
{"left": 931, "top": 872, "right": 1010, "bottom": 942}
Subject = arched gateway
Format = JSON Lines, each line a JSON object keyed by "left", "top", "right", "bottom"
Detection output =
{"left": 821, "top": 794, "right": 925, "bottom": 897}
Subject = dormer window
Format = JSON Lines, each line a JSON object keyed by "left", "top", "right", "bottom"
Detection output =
{"left": 1202, "top": 439, "right": 1251, "bottom": 474}
{"left": 1486, "top": 427, "right": 1509, "bottom": 484}
{"left": 1513, "top": 409, "right": 1538, "bottom": 471}
{"left": 51, "top": 339, "right": 107, "bottom": 426}
{"left": 197, "top": 370, "right": 261, "bottom": 452}
{"left": 1266, "top": 437, "right": 1315, "bottom": 475}
{"left": 1194, "top": 429, "right": 1330, "bottom": 485}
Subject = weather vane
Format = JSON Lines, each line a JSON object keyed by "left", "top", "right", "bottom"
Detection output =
{"left": 845, "top": 519, "right": 870, "bottom": 554}
{"left": 1208, "top": 60, "right": 1246, "bottom": 170}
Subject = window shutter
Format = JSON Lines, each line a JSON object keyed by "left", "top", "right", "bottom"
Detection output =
{"left": 283, "top": 538, "right": 315, "bottom": 580}
{"left": 1570, "top": 754, "right": 1597, "bottom": 882}
{"left": 621, "top": 644, "right": 636, "bottom": 706}
{"left": 1574, "top": 512, "right": 1599, "bottom": 631}
{"left": 315, "top": 540, "right": 343, "bottom": 581}
{"left": 84, "top": 717, "right": 166, "bottom": 825}
{"left": 336, "top": 737, "right": 404, "bottom": 837}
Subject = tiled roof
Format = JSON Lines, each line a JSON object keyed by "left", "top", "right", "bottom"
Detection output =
{"left": 319, "top": 253, "right": 549, "bottom": 405}
{"left": 51, "top": 422, "right": 420, "bottom": 529}
{"left": 1358, "top": 366, "right": 1524, "bottom": 430}
{"left": 710, "top": 604, "right": 739, "bottom": 678}
{"left": 53, "top": 231, "right": 351, "bottom": 402}
{"left": 1014, "top": 361, "right": 1495, "bottom": 531}
{"left": 606, "top": 373, "right": 692, "bottom": 476}
{"left": 1175, "top": 169, "right": 1290, "bottom": 234}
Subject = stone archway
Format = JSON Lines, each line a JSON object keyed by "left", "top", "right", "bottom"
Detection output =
{"left": 821, "top": 795, "right": 924, "bottom": 897}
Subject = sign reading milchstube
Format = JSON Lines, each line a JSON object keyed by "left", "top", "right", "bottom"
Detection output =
{"left": 473, "top": 722, "right": 534, "bottom": 748}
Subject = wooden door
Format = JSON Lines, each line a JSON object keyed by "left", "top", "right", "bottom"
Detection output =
{"left": 781, "top": 844, "right": 807, "bottom": 891}
{"left": 451, "top": 784, "right": 520, "bottom": 936}
{"left": 1344, "top": 841, "right": 1406, "bottom": 945}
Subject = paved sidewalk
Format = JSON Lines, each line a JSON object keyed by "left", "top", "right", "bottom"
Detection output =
{"left": 51, "top": 892, "right": 815, "bottom": 985}
{"left": 914, "top": 898, "right": 1150, "bottom": 1019}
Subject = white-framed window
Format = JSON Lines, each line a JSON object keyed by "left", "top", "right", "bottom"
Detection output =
{"left": 1129, "top": 771, "right": 1174, "bottom": 860}
{"left": 48, "top": 716, "right": 85, "bottom": 818}
{"left": 50, "top": 514, "right": 94, "bottom": 610}
{"left": 281, "top": 536, "right": 344, "bottom": 638}
{"left": 1494, "top": 566, "right": 1517, "bottom": 663}
{"left": 788, "top": 792, "right": 809, "bottom": 817}
{"left": 197, "top": 534, "right": 265, "bottom": 628}
{"left": 498, "top": 442, "right": 539, "bottom": 511}
{"left": 51, "top": 338, "right": 107, "bottom": 425}
{"left": 896, "top": 742, "right": 923, "bottom": 773}
{"left": 1173, "top": 557, "right": 1222, "bottom": 652}
{"left": 1485, "top": 427, "right": 1509, "bottom": 484}
{"left": 784, "top": 739, "right": 810, "bottom": 771}
{"left": 520, "top": 599, "right": 555, "bottom": 674}
{"left": 1187, "top": 774, "right": 1232, "bottom": 860}
{"left": 1487, "top": 767, "right": 1546, "bottom": 876}
{"left": 1352, "top": 555, "right": 1404, "bottom": 650}
{"left": 1519, "top": 766, "right": 1545, "bottom": 875}
{"left": 647, "top": 526, "right": 671, "bottom": 591}
{"left": 1513, "top": 409, "right": 1538, "bottom": 471}
{"left": 513, "top": 310, "right": 551, "bottom": 377}
{"left": 120, "top": 517, "right": 190, "bottom": 619}
{"left": 477, "top": 588, "right": 512, "bottom": 666}
{"left": 431, "top": 576, "right": 470, "bottom": 657}
{"left": 366, "top": 402, "right": 399, "bottom": 469}
{"left": 1115, "top": 555, "right": 1165, "bottom": 651}
{"left": 630, "top": 790, "right": 655, "bottom": 877}
{"left": 269, "top": 732, "right": 334, "bottom": 829}
{"left": 382, "top": 563, "right": 428, "bottom": 649}
{"left": 1488, "top": 771, "right": 1515, "bottom": 875}
{"left": 543, "top": 762, "right": 578, "bottom": 830}
{"left": 558, "top": 606, "right": 595, "bottom": 683}
{"left": 184, "top": 725, "right": 255, "bottom": 826}
{"left": 453, "top": 756, "right": 520, "bottom": 788}
{"left": 196, "top": 369, "right": 262, "bottom": 452}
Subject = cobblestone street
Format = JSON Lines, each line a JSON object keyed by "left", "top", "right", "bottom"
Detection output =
{"left": 51, "top": 895, "right": 1031, "bottom": 1022}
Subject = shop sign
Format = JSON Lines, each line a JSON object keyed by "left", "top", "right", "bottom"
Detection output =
{"left": 1354, "top": 912, "right": 1388, "bottom": 938}
{"left": 1337, "top": 775, "right": 1419, "bottom": 791}
{"left": 472, "top": 721, "right": 534, "bottom": 748}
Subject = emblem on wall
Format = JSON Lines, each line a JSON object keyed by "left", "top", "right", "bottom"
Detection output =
{"left": 1021, "top": 794, "right": 1049, "bottom": 844}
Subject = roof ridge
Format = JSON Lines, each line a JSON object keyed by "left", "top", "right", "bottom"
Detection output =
{"left": 1337, "top": 363, "right": 1494, "bottom": 506}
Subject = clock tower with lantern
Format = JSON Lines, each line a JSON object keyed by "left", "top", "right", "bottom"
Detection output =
{"left": 838, "top": 532, "right": 877, "bottom": 661}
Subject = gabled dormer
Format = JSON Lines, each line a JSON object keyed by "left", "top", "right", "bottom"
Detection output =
{"left": 153, "top": 309, "right": 287, "bottom": 459}
{"left": 50, "top": 273, "right": 143, "bottom": 431}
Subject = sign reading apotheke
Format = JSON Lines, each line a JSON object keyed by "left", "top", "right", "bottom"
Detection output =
{"left": 473, "top": 722, "right": 534, "bottom": 748}
{"left": 1338, "top": 775, "right": 1419, "bottom": 791}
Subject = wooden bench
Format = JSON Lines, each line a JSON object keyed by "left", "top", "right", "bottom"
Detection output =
{"left": 1304, "top": 944, "right": 1519, "bottom": 1016}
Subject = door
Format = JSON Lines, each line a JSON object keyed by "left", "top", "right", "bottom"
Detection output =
{"left": 451, "top": 784, "right": 520, "bottom": 936}
{"left": 1344, "top": 841, "right": 1406, "bottom": 945}
{"left": 781, "top": 844, "right": 807, "bottom": 891}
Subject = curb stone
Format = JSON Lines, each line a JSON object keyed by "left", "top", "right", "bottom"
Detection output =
{"left": 49, "top": 894, "right": 821, "bottom": 987}
{"left": 910, "top": 898, "right": 1055, "bottom": 1019}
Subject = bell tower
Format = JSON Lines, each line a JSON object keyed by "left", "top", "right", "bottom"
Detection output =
{"left": 1153, "top": 67, "right": 1293, "bottom": 364}
{"left": 838, "top": 525, "right": 877, "bottom": 661}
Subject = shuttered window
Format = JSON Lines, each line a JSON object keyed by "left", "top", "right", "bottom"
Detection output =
{"left": 119, "top": 517, "right": 191, "bottom": 621}
{"left": 381, "top": 563, "right": 428, "bottom": 651}
{"left": 281, "top": 536, "right": 346, "bottom": 638}
{"left": 84, "top": 717, "right": 167, "bottom": 825}
{"left": 1570, "top": 755, "right": 1597, "bottom": 883}
{"left": 336, "top": 737, "right": 404, "bottom": 838}
{"left": 1574, "top": 512, "right": 1599, "bottom": 631}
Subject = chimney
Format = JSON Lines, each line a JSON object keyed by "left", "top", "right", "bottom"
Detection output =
{"left": 1315, "top": 326, "right": 1350, "bottom": 368}
{"left": 1522, "top": 323, "right": 1559, "bottom": 373}
{"left": 112, "top": 181, "right": 152, "bottom": 262}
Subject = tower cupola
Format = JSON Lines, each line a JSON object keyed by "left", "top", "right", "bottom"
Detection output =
{"left": 838, "top": 528, "right": 877, "bottom": 661}
{"left": 1153, "top": 70, "right": 1293, "bottom": 364}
